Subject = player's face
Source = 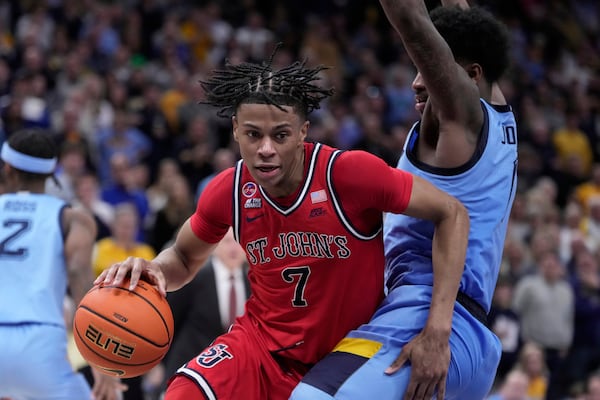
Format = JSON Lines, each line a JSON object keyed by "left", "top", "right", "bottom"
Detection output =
{"left": 233, "top": 103, "right": 308, "bottom": 197}
{"left": 411, "top": 72, "right": 428, "bottom": 115}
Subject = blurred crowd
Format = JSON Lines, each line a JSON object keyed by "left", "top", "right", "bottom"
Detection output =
{"left": 1, "top": 0, "right": 600, "bottom": 399}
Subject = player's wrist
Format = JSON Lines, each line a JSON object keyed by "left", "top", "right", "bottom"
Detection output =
{"left": 423, "top": 320, "right": 452, "bottom": 338}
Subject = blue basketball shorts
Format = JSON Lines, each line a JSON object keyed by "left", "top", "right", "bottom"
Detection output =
{"left": 290, "top": 285, "right": 501, "bottom": 400}
{"left": 0, "top": 323, "right": 91, "bottom": 400}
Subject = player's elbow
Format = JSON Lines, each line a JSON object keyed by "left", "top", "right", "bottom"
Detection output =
{"left": 447, "top": 197, "right": 469, "bottom": 232}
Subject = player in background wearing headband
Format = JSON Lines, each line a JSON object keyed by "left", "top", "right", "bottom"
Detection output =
{"left": 0, "top": 129, "right": 126, "bottom": 400}
{"left": 95, "top": 48, "right": 470, "bottom": 399}
{"left": 291, "top": 0, "right": 517, "bottom": 399}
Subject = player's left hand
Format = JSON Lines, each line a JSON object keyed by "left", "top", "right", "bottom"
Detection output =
{"left": 385, "top": 328, "right": 450, "bottom": 400}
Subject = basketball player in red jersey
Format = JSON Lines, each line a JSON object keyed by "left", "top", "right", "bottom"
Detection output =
{"left": 96, "top": 50, "right": 470, "bottom": 400}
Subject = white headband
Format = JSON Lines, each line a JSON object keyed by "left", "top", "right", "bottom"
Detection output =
{"left": 1, "top": 141, "right": 57, "bottom": 174}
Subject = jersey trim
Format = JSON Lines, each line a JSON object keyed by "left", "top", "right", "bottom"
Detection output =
{"left": 175, "top": 366, "right": 218, "bottom": 400}
{"left": 327, "top": 150, "right": 382, "bottom": 241}
{"left": 258, "top": 143, "right": 322, "bottom": 216}
{"left": 405, "top": 99, "right": 492, "bottom": 176}
{"left": 58, "top": 204, "right": 68, "bottom": 241}
{"left": 332, "top": 337, "right": 382, "bottom": 358}
{"left": 232, "top": 159, "right": 243, "bottom": 243}
{"left": 295, "top": 351, "right": 369, "bottom": 397}
{"left": 489, "top": 103, "right": 512, "bottom": 113}
{"left": 504, "top": 159, "right": 518, "bottom": 221}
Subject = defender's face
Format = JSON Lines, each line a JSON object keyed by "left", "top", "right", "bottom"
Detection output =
{"left": 411, "top": 72, "right": 428, "bottom": 115}
{"left": 233, "top": 103, "right": 308, "bottom": 198}
{"left": 412, "top": 63, "right": 481, "bottom": 117}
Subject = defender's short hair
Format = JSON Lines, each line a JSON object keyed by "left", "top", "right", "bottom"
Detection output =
{"left": 431, "top": 6, "right": 511, "bottom": 83}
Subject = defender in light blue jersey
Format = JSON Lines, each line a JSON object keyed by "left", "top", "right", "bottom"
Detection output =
{"left": 291, "top": 1, "right": 517, "bottom": 399}
{"left": 0, "top": 130, "right": 124, "bottom": 400}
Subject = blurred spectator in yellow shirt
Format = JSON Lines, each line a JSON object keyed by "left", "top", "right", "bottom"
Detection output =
{"left": 553, "top": 110, "right": 593, "bottom": 178}
{"left": 93, "top": 202, "right": 156, "bottom": 277}
{"left": 574, "top": 164, "right": 600, "bottom": 215}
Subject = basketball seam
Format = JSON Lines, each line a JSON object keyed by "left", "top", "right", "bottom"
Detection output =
{"left": 78, "top": 304, "right": 171, "bottom": 347}
{"left": 81, "top": 284, "right": 173, "bottom": 344}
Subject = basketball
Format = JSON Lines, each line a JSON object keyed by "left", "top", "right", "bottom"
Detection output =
{"left": 73, "top": 278, "right": 174, "bottom": 378}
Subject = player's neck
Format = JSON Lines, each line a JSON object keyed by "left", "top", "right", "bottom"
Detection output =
{"left": 478, "top": 80, "right": 494, "bottom": 103}
{"left": 13, "top": 181, "right": 46, "bottom": 194}
{"left": 283, "top": 146, "right": 306, "bottom": 198}
{"left": 265, "top": 146, "right": 306, "bottom": 199}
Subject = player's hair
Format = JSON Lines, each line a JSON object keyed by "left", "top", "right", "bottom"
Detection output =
{"left": 7, "top": 129, "right": 57, "bottom": 180}
{"left": 200, "top": 46, "right": 335, "bottom": 119}
{"left": 430, "top": 6, "right": 510, "bottom": 83}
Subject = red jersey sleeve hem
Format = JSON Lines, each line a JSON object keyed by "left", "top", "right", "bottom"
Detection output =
{"left": 189, "top": 168, "right": 235, "bottom": 243}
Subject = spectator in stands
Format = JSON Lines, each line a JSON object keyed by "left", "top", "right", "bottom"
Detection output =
{"left": 564, "top": 248, "right": 600, "bottom": 392}
{"left": 95, "top": 108, "right": 152, "bottom": 186}
{"left": 512, "top": 250, "right": 575, "bottom": 399}
{"left": 72, "top": 172, "right": 114, "bottom": 241}
{"left": 149, "top": 174, "right": 194, "bottom": 253}
{"left": 45, "top": 142, "right": 88, "bottom": 203}
{"left": 486, "top": 369, "right": 531, "bottom": 400}
{"left": 514, "top": 342, "right": 549, "bottom": 400}
{"left": 575, "top": 163, "right": 600, "bottom": 215}
{"left": 100, "top": 153, "right": 150, "bottom": 241}
{"left": 489, "top": 276, "right": 523, "bottom": 383}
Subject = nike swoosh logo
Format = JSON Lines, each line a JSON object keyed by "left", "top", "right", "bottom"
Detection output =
{"left": 246, "top": 214, "right": 264, "bottom": 222}
{"left": 97, "top": 366, "right": 125, "bottom": 376}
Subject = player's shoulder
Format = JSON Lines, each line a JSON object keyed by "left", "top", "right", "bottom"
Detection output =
{"left": 62, "top": 205, "right": 96, "bottom": 236}
{"left": 198, "top": 166, "right": 237, "bottom": 202}
{"left": 335, "top": 148, "right": 389, "bottom": 167}
{"left": 207, "top": 166, "right": 236, "bottom": 187}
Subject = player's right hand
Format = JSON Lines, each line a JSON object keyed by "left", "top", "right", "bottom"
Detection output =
{"left": 90, "top": 365, "right": 128, "bottom": 400}
{"left": 94, "top": 257, "right": 168, "bottom": 297}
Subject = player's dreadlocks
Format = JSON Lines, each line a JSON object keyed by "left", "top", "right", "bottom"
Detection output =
{"left": 200, "top": 45, "right": 335, "bottom": 119}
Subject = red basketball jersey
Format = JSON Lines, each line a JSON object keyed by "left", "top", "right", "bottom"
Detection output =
{"left": 190, "top": 142, "right": 413, "bottom": 365}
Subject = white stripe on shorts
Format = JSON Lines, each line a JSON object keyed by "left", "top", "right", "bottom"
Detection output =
{"left": 176, "top": 366, "right": 217, "bottom": 400}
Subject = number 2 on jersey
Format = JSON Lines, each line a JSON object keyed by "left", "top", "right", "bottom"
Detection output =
{"left": 0, "top": 219, "right": 31, "bottom": 257}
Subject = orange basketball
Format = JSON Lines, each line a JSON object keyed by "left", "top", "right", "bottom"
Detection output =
{"left": 73, "top": 279, "right": 174, "bottom": 378}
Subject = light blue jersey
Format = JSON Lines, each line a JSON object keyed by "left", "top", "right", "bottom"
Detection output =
{"left": 0, "top": 192, "right": 68, "bottom": 326}
{"left": 0, "top": 192, "right": 92, "bottom": 399}
{"left": 385, "top": 100, "right": 518, "bottom": 312}
{"left": 291, "top": 100, "right": 518, "bottom": 400}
